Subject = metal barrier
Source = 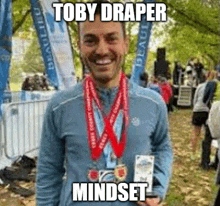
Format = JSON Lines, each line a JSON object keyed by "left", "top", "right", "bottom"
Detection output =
{"left": 0, "top": 120, "right": 4, "bottom": 159}
{"left": 3, "top": 91, "right": 56, "bottom": 103}
{"left": 11, "top": 92, "right": 21, "bottom": 102}
{"left": 2, "top": 99, "right": 49, "bottom": 159}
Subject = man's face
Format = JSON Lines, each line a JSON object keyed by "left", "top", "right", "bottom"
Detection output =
{"left": 78, "top": 15, "right": 128, "bottom": 85}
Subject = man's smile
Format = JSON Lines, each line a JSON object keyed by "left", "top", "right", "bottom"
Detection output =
{"left": 95, "top": 59, "right": 112, "bottom": 65}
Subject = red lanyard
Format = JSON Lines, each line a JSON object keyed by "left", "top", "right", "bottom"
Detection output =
{"left": 84, "top": 73, "right": 129, "bottom": 161}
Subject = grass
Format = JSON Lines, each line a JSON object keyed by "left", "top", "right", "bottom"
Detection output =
{"left": 162, "top": 109, "right": 219, "bottom": 206}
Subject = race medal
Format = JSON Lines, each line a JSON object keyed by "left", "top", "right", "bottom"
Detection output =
{"left": 88, "top": 168, "right": 99, "bottom": 182}
{"left": 84, "top": 73, "right": 129, "bottom": 182}
{"left": 114, "top": 164, "right": 127, "bottom": 182}
{"left": 99, "top": 170, "right": 116, "bottom": 182}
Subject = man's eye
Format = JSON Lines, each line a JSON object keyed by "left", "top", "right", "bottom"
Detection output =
{"left": 84, "top": 39, "right": 96, "bottom": 45}
{"left": 108, "top": 37, "right": 118, "bottom": 43}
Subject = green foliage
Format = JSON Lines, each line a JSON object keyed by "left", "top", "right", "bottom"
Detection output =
{"left": 19, "top": 37, "right": 45, "bottom": 73}
{"left": 10, "top": 63, "right": 23, "bottom": 83}
{"left": 146, "top": 51, "right": 157, "bottom": 73}
{"left": 10, "top": 0, "right": 219, "bottom": 82}
{"left": 124, "top": 22, "right": 139, "bottom": 74}
{"left": 10, "top": 33, "right": 44, "bottom": 84}
{"left": 155, "top": 0, "right": 219, "bottom": 67}
{"left": 10, "top": 0, "right": 148, "bottom": 78}
{"left": 12, "top": 0, "right": 32, "bottom": 34}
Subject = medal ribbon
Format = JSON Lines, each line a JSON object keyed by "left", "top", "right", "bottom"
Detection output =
{"left": 84, "top": 73, "right": 129, "bottom": 161}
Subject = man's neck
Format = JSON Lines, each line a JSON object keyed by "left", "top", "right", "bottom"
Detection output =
{"left": 92, "top": 71, "right": 122, "bottom": 88}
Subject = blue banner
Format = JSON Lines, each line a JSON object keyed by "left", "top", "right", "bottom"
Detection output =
{"left": 40, "top": 0, "right": 77, "bottom": 90}
{"left": 30, "top": 0, "right": 59, "bottom": 89}
{"left": 0, "top": 0, "right": 12, "bottom": 118}
{"left": 130, "top": 0, "right": 154, "bottom": 85}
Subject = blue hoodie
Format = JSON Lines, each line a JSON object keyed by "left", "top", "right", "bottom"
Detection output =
{"left": 36, "top": 80, "right": 173, "bottom": 206}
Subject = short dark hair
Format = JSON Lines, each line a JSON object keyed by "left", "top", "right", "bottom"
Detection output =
{"left": 77, "top": 0, "right": 126, "bottom": 38}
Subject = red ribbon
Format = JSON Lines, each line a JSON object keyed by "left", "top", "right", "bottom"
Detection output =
{"left": 84, "top": 73, "right": 129, "bottom": 161}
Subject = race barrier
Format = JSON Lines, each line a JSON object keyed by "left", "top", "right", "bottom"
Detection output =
{"left": 0, "top": 120, "right": 4, "bottom": 159}
{"left": 20, "top": 90, "right": 56, "bottom": 101}
{"left": 1, "top": 99, "right": 49, "bottom": 160}
{"left": 3, "top": 90, "right": 56, "bottom": 103}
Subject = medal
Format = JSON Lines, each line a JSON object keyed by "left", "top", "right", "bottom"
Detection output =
{"left": 88, "top": 161, "right": 99, "bottom": 182}
{"left": 84, "top": 72, "right": 129, "bottom": 181}
{"left": 88, "top": 168, "right": 99, "bottom": 182}
{"left": 114, "top": 158, "right": 127, "bottom": 182}
{"left": 99, "top": 170, "right": 116, "bottom": 182}
{"left": 114, "top": 164, "right": 127, "bottom": 182}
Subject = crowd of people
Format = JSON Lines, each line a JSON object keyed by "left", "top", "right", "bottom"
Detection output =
{"left": 173, "top": 58, "right": 206, "bottom": 87}
{"left": 139, "top": 73, "right": 174, "bottom": 113}
{"left": 136, "top": 58, "right": 220, "bottom": 204}
{"left": 21, "top": 73, "right": 50, "bottom": 91}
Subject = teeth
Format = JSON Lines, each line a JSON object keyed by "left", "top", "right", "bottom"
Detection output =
{"left": 96, "top": 59, "right": 111, "bottom": 65}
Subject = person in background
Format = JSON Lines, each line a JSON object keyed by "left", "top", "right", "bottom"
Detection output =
{"left": 167, "top": 79, "right": 174, "bottom": 113}
{"left": 41, "top": 72, "right": 50, "bottom": 91}
{"left": 158, "top": 76, "right": 173, "bottom": 111}
{"left": 200, "top": 70, "right": 220, "bottom": 169}
{"left": 194, "top": 58, "right": 204, "bottom": 85}
{"left": 185, "top": 59, "right": 195, "bottom": 86}
{"left": 173, "top": 62, "right": 184, "bottom": 85}
{"left": 147, "top": 75, "right": 161, "bottom": 94}
{"left": 209, "top": 64, "right": 220, "bottom": 205}
{"left": 32, "top": 74, "right": 43, "bottom": 91}
{"left": 21, "top": 77, "right": 33, "bottom": 91}
{"left": 191, "top": 71, "right": 218, "bottom": 168}
{"left": 213, "top": 104, "right": 220, "bottom": 205}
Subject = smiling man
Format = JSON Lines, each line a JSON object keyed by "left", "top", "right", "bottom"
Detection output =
{"left": 79, "top": 14, "right": 127, "bottom": 87}
{"left": 36, "top": 1, "right": 173, "bottom": 206}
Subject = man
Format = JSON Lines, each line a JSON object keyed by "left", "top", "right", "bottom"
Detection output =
{"left": 36, "top": 1, "right": 173, "bottom": 205}
{"left": 173, "top": 62, "right": 184, "bottom": 86}
{"left": 194, "top": 58, "right": 204, "bottom": 85}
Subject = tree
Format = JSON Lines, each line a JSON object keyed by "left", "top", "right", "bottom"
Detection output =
{"left": 11, "top": 0, "right": 219, "bottom": 81}
{"left": 19, "top": 36, "right": 45, "bottom": 73}
{"left": 155, "top": 0, "right": 219, "bottom": 67}
{"left": 12, "top": 0, "right": 32, "bottom": 35}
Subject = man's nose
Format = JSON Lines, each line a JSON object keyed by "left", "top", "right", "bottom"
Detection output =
{"left": 95, "top": 39, "right": 108, "bottom": 55}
